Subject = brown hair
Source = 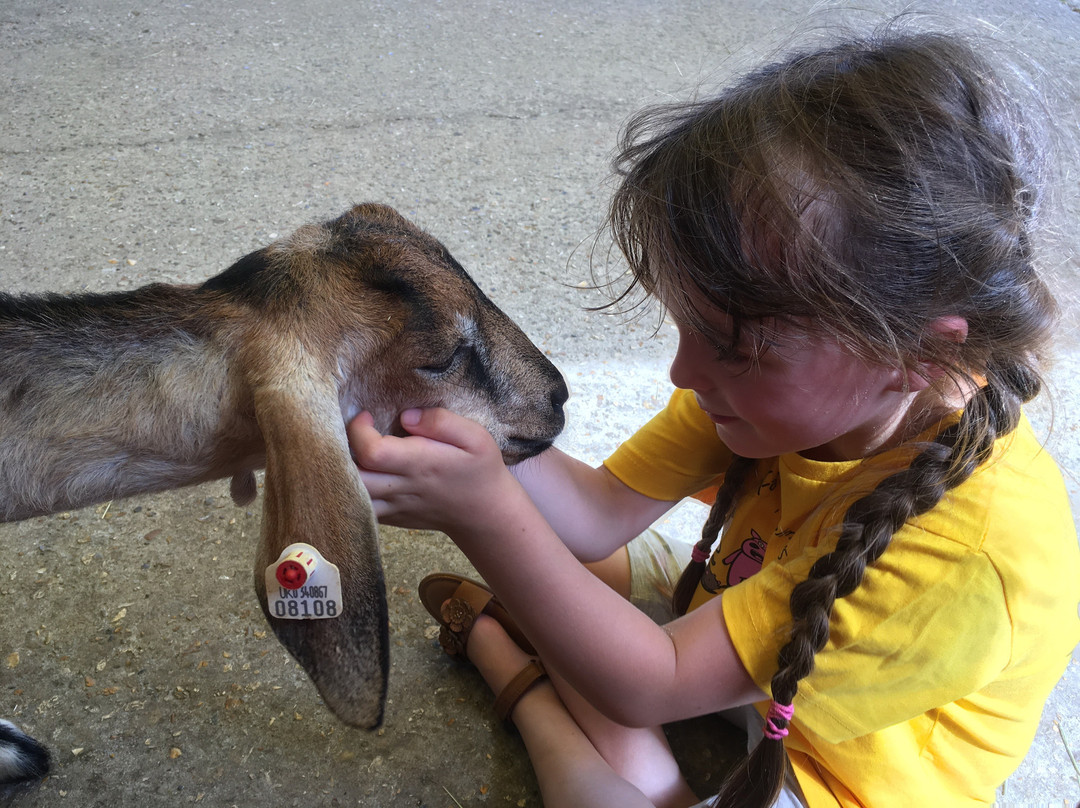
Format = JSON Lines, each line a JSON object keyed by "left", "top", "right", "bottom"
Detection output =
{"left": 607, "top": 27, "right": 1057, "bottom": 807}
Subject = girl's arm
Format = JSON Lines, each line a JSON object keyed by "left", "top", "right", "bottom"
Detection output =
{"left": 348, "top": 408, "right": 765, "bottom": 726}
{"left": 509, "top": 447, "right": 676, "bottom": 562}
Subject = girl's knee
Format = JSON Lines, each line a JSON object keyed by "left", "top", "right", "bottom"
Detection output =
{"left": 584, "top": 545, "right": 632, "bottom": 599}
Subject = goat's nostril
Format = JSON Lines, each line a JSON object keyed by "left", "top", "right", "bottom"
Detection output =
{"left": 550, "top": 380, "right": 570, "bottom": 414}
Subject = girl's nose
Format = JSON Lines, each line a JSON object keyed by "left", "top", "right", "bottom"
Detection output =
{"left": 668, "top": 327, "right": 713, "bottom": 391}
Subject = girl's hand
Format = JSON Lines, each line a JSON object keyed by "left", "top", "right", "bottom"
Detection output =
{"left": 347, "top": 407, "right": 521, "bottom": 534}
{"left": 350, "top": 410, "right": 764, "bottom": 724}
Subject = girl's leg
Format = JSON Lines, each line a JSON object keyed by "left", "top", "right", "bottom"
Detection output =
{"left": 575, "top": 545, "right": 700, "bottom": 806}
{"left": 545, "top": 665, "right": 700, "bottom": 808}
{"left": 466, "top": 614, "right": 698, "bottom": 808}
{"left": 584, "top": 545, "right": 632, "bottom": 599}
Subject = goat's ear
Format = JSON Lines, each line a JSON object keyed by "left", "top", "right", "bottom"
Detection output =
{"left": 250, "top": 376, "right": 389, "bottom": 729}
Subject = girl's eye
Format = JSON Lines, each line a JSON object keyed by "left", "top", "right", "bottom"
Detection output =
{"left": 719, "top": 356, "right": 754, "bottom": 374}
{"left": 419, "top": 342, "right": 469, "bottom": 376}
{"left": 713, "top": 343, "right": 768, "bottom": 376}
{"left": 715, "top": 334, "right": 777, "bottom": 368}
{"left": 713, "top": 345, "right": 752, "bottom": 365}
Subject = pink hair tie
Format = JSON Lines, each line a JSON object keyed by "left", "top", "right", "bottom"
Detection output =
{"left": 691, "top": 545, "right": 710, "bottom": 563}
{"left": 763, "top": 700, "right": 795, "bottom": 741}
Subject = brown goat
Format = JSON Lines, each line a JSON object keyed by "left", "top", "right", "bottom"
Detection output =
{"left": 0, "top": 203, "right": 568, "bottom": 784}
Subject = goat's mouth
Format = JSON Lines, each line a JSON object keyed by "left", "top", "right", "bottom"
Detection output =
{"left": 501, "top": 435, "right": 555, "bottom": 464}
{"left": 376, "top": 409, "right": 557, "bottom": 463}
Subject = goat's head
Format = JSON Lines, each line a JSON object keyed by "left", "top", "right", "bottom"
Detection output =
{"left": 201, "top": 204, "right": 567, "bottom": 730}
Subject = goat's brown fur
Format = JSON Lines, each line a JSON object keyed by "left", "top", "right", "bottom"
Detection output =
{"left": 0, "top": 203, "right": 567, "bottom": 780}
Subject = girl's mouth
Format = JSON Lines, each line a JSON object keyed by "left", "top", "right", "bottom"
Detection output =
{"left": 707, "top": 412, "right": 737, "bottom": 426}
{"left": 696, "top": 397, "right": 736, "bottom": 425}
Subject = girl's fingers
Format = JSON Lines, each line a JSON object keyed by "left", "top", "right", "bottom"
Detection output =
{"left": 346, "top": 408, "right": 516, "bottom": 532}
{"left": 396, "top": 407, "right": 491, "bottom": 453}
{"left": 347, "top": 407, "right": 483, "bottom": 475}
{"left": 346, "top": 412, "right": 386, "bottom": 468}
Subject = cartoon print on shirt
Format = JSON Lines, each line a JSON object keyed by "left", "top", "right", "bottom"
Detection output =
{"left": 700, "top": 528, "right": 768, "bottom": 592}
{"left": 722, "top": 529, "right": 767, "bottom": 585}
{"left": 700, "top": 555, "right": 722, "bottom": 593}
{"left": 698, "top": 470, "right": 784, "bottom": 593}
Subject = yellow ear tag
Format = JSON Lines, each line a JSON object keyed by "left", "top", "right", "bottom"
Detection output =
{"left": 265, "top": 543, "right": 343, "bottom": 620}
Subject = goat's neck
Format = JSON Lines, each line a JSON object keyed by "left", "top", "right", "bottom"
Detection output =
{"left": 0, "top": 286, "right": 264, "bottom": 521}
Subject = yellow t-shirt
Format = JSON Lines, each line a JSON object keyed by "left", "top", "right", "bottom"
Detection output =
{"left": 604, "top": 388, "right": 1080, "bottom": 807}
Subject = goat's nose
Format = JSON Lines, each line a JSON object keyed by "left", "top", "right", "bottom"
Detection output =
{"left": 550, "top": 378, "right": 570, "bottom": 416}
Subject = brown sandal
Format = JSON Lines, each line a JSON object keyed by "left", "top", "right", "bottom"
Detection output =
{"left": 418, "top": 573, "right": 548, "bottom": 723}
{"left": 418, "top": 573, "right": 537, "bottom": 656}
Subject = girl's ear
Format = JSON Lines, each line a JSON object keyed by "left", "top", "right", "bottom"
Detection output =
{"left": 902, "top": 315, "right": 969, "bottom": 391}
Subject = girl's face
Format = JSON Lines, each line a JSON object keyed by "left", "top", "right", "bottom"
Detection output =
{"left": 668, "top": 313, "right": 915, "bottom": 462}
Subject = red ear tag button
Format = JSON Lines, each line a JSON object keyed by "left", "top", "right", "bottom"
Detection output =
{"left": 275, "top": 548, "right": 317, "bottom": 589}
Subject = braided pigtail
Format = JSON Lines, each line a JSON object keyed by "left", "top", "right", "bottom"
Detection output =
{"left": 711, "top": 364, "right": 1033, "bottom": 808}
{"left": 671, "top": 455, "right": 756, "bottom": 616}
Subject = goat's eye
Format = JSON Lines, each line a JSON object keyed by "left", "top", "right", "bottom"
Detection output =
{"left": 418, "top": 342, "right": 469, "bottom": 376}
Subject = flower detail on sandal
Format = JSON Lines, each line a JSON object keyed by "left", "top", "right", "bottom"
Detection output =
{"left": 419, "top": 573, "right": 537, "bottom": 657}
{"left": 438, "top": 597, "right": 476, "bottom": 656}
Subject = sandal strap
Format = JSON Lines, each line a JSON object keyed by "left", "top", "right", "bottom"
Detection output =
{"left": 493, "top": 659, "right": 548, "bottom": 722}
{"left": 450, "top": 580, "right": 494, "bottom": 617}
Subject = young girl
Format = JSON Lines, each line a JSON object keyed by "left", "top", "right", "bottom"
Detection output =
{"left": 348, "top": 28, "right": 1080, "bottom": 807}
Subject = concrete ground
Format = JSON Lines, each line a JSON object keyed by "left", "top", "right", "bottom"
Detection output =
{"left": 1, "top": 1, "right": 1078, "bottom": 805}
